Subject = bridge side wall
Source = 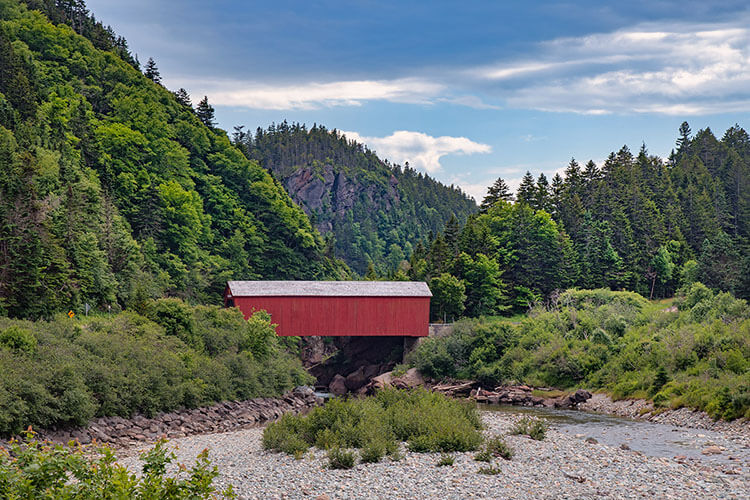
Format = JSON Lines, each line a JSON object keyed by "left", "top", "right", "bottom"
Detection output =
{"left": 231, "top": 296, "right": 430, "bottom": 337}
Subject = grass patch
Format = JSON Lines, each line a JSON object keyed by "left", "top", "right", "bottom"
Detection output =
{"left": 474, "top": 435, "right": 513, "bottom": 461}
{"left": 263, "top": 388, "right": 484, "bottom": 462}
{"left": 437, "top": 454, "right": 455, "bottom": 466}
{"left": 477, "top": 465, "right": 502, "bottom": 475}
{"left": 509, "top": 416, "right": 548, "bottom": 440}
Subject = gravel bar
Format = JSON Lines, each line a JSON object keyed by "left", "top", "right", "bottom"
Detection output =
{"left": 117, "top": 411, "right": 748, "bottom": 499}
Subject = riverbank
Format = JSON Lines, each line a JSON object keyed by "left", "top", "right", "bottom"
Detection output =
{"left": 579, "top": 393, "right": 750, "bottom": 437}
{"left": 32, "top": 388, "right": 321, "bottom": 448}
{"left": 117, "top": 410, "right": 747, "bottom": 499}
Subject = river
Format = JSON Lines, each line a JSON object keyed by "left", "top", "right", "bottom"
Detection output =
{"left": 483, "top": 403, "right": 748, "bottom": 467}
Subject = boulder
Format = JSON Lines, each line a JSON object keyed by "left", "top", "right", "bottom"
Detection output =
{"left": 329, "top": 374, "right": 348, "bottom": 396}
{"left": 569, "top": 389, "right": 592, "bottom": 404}
{"left": 293, "top": 385, "right": 315, "bottom": 397}
{"left": 344, "top": 367, "right": 367, "bottom": 391}
{"left": 392, "top": 368, "right": 424, "bottom": 389}
{"left": 363, "top": 363, "right": 381, "bottom": 380}
{"left": 369, "top": 371, "right": 394, "bottom": 390}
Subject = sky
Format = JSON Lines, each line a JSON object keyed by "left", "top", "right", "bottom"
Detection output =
{"left": 86, "top": 0, "right": 750, "bottom": 202}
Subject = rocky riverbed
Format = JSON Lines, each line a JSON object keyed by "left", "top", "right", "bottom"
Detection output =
{"left": 117, "top": 410, "right": 748, "bottom": 499}
{"left": 579, "top": 393, "right": 750, "bottom": 436}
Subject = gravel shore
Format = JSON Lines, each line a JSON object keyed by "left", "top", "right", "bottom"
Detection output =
{"left": 117, "top": 410, "right": 748, "bottom": 499}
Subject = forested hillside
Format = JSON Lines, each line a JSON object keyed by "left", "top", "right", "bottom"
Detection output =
{"left": 418, "top": 124, "right": 749, "bottom": 318}
{"left": 233, "top": 123, "right": 478, "bottom": 274}
{"left": 0, "top": 0, "right": 346, "bottom": 319}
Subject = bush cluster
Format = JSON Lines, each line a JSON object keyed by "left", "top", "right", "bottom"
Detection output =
{"left": 0, "top": 433, "right": 234, "bottom": 498}
{"left": 263, "top": 389, "right": 484, "bottom": 464}
{"left": 509, "top": 417, "right": 548, "bottom": 440}
{"left": 409, "top": 285, "right": 749, "bottom": 420}
{"left": 0, "top": 300, "right": 312, "bottom": 436}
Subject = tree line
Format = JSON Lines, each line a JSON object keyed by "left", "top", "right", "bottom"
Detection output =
{"left": 411, "top": 123, "right": 749, "bottom": 320}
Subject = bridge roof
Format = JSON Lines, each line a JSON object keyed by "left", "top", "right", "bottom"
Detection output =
{"left": 226, "top": 280, "right": 432, "bottom": 297}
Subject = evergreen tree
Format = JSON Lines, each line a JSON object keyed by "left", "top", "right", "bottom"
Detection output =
{"left": 144, "top": 57, "right": 161, "bottom": 84}
{"left": 443, "top": 214, "right": 461, "bottom": 256}
{"left": 196, "top": 96, "right": 215, "bottom": 128}
{"left": 173, "top": 88, "right": 192, "bottom": 108}
{"left": 516, "top": 171, "right": 536, "bottom": 206}
{"left": 676, "top": 121, "right": 691, "bottom": 155}
{"left": 480, "top": 177, "right": 513, "bottom": 212}
{"left": 535, "top": 173, "right": 552, "bottom": 213}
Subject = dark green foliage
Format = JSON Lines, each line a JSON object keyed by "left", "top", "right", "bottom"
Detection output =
{"left": 429, "top": 272, "right": 466, "bottom": 322}
{"left": 414, "top": 122, "right": 749, "bottom": 306}
{"left": 0, "top": 303, "right": 312, "bottom": 435}
{"left": 234, "top": 122, "right": 477, "bottom": 275}
{"left": 262, "top": 389, "right": 484, "bottom": 459}
{"left": 0, "top": 434, "right": 234, "bottom": 499}
{"left": 509, "top": 417, "right": 548, "bottom": 440}
{"left": 408, "top": 286, "right": 749, "bottom": 420}
{"left": 0, "top": 1, "right": 345, "bottom": 319}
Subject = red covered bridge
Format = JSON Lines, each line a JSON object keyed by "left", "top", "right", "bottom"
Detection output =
{"left": 224, "top": 281, "right": 432, "bottom": 337}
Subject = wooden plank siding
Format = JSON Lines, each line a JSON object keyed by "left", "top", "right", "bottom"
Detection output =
{"left": 230, "top": 295, "right": 430, "bottom": 337}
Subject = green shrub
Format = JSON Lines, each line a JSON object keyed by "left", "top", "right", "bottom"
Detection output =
{"left": 327, "top": 447, "right": 355, "bottom": 469}
{"left": 437, "top": 454, "right": 454, "bottom": 466}
{"left": 262, "top": 388, "right": 484, "bottom": 460}
{"left": 408, "top": 285, "right": 749, "bottom": 421}
{"left": 0, "top": 434, "right": 233, "bottom": 499}
{"left": 0, "top": 326, "right": 36, "bottom": 353}
{"left": 509, "top": 417, "right": 548, "bottom": 441}
{"left": 359, "top": 439, "right": 386, "bottom": 463}
{"left": 0, "top": 305, "right": 312, "bottom": 436}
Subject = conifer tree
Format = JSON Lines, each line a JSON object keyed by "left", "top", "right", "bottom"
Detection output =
{"left": 516, "top": 171, "right": 536, "bottom": 206}
{"left": 676, "top": 121, "right": 691, "bottom": 154}
{"left": 196, "top": 96, "right": 215, "bottom": 128}
{"left": 144, "top": 57, "right": 161, "bottom": 84}
{"left": 173, "top": 88, "right": 192, "bottom": 108}
{"left": 480, "top": 177, "right": 513, "bottom": 212}
{"left": 535, "top": 173, "right": 552, "bottom": 213}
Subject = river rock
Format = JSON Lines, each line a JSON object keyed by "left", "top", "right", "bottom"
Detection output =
{"left": 392, "top": 368, "right": 424, "bottom": 389}
{"left": 369, "top": 371, "right": 394, "bottom": 391}
{"left": 329, "top": 374, "right": 348, "bottom": 396}
{"left": 345, "top": 367, "right": 367, "bottom": 391}
{"left": 701, "top": 445, "right": 723, "bottom": 455}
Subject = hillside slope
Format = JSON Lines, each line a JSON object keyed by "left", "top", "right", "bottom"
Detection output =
{"left": 235, "top": 122, "right": 478, "bottom": 274}
{"left": 0, "top": 0, "right": 345, "bottom": 319}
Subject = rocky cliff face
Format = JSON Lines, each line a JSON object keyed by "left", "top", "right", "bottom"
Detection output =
{"left": 283, "top": 164, "right": 400, "bottom": 235}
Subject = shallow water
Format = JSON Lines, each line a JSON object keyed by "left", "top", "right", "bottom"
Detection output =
{"left": 482, "top": 404, "right": 748, "bottom": 467}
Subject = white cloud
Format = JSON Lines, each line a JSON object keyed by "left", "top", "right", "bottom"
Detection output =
{"left": 170, "top": 18, "right": 750, "bottom": 116}
{"left": 476, "top": 22, "right": 750, "bottom": 115}
{"left": 341, "top": 130, "right": 491, "bottom": 173}
{"left": 170, "top": 78, "right": 443, "bottom": 110}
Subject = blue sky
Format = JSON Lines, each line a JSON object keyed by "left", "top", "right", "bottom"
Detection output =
{"left": 86, "top": 0, "right": 750, "bottom": 201}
